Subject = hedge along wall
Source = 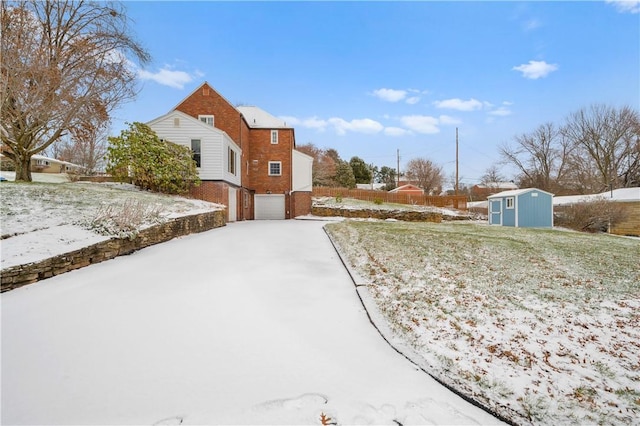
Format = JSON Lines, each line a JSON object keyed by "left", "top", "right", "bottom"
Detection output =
{"left": 1, "top": 210, "right": 226, "bottom": 292}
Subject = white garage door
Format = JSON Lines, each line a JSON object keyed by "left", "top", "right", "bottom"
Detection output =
{"left": 254, "top": 194, "right": 285, "bottom": 220}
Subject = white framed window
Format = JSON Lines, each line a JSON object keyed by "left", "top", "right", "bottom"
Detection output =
{"left": 191, "top": 139, "right": 201, "bottom": 168}
{"left": 506, "top": 197, "right": 515, "bottom": 209}
{"left": 268, "top": 161, "right": 281, "bottom": 176}
{"left": 271, "top": 130, "right": 278, "bottom": 144}
{"left": 228, "top": 147, "right": 237, "bottom": 175}
{"left": 199, "top": 115, "right": 214, "bottom": 126}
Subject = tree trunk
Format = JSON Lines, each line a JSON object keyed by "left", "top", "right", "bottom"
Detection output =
{"left": 14, "top": 155, "right": 33, "bottom": 182}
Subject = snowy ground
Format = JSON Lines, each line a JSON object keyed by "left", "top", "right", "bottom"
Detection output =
{"left": 1, "top": 220, "right": 504, "bottom": 425}
{"left": 325, "top": 221, "right": 640, "bottom": 425}
{"left": 0, "top": 175, "right": 223, "bottom": 268}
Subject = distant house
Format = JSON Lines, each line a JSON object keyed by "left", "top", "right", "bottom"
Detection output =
{"left": 488, "top": 188, "right": 554, "bottom": 228}
{"left": 0, "top": 153, "right": 84, "bottom": 174}
{"left": 147, "top": 82, "right": 313, "bottom": 221}
{"left": 471, "top": 182, "right": 518, "bottom": 199}
{"left": 356, "top": 183, "right": 386, "bottom": 191}
{"left": 389, "top": 184, "right": 425, "bottom": 195}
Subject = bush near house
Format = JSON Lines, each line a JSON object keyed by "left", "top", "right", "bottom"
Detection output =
{"left": 107, "top": 122, "right": 200, "bottom": 194}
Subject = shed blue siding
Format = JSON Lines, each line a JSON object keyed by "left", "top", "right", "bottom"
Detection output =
{"left": 487, "top": 188, "right": 553, "bottom": 228}
{"left": 517, "top": 191, "right": 553, "bottom": 227}
{"left": 503, "top": 199, "right": 516, "bottom": 226}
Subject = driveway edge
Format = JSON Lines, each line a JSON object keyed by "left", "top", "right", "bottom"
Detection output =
{"left": 322, "top": 225, "right": 520, "bottom": 426}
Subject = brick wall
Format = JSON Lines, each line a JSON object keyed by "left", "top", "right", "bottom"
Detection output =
{"left": 248, "top": 128, "right": 294, "bottom": 195}
{"left": 610, "top": 202, "right": 640, "bottom": 237}
{"left": 175, "top": 83, "right": 243, "bottom": 142}
{"left": 1, "top": 210, "right": 226, "bottom": 292}
{"left": 292, "top": 191, "right": 312, "bottom": 218}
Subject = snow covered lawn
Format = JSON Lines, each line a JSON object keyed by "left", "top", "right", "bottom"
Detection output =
{"left": 1, "top": 220, "right": 504, "bottom": 425}
{"left": 0, "top": 179, "right": 223, "bottom": 268}
{"left": 325, "top": 220, "right": 640, "bottom": 425}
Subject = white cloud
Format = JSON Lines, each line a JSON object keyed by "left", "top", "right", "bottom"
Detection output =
{"left": 328, "top": 117, "right": 384, "bottom": 135}
{"left": 433, "top": 98, "right": 483, "bottom": 111}
{"left": 303, "top": 117, "right": 328, "bottom": 130}
{"left": 400, "top": 115, "right": 440, "bottom": 134}
{"left": 138, "top": 66, "right": 199, "bottom": 89}
{"left": 438, "top": 115, "right": 462, "bottom": 125}
{"left": 279, "top": 116, "right": 300, "bottom": 126}
{"left": 372, "top": 88, "right": 407, "bottom": 102}
{"left": 489, "top": 107, "right": 512, "bottom": 117}
{"left": 384, "top": 127, "right": 411, "bottom": 137}
{"left": 606, "top": 0, "right": 640, "bottom": 13}
{"left": 512, "top": 60, "right": 558, "bottom": 79}
{"left": 405, "top": 96, "right": 421, "bottom": 105}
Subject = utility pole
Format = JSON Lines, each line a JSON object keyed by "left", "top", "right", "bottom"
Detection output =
{"left": 397, "top": 148, "right": 400, "bottom": 187}
{"left": 455, "top": 127, "right": 459, "bottom": 196}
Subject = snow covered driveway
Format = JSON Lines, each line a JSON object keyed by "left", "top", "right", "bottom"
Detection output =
{"left": 2, "top": 220, "right": 503, "bottom": 425}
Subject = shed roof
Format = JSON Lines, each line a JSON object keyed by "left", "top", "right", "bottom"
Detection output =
{"left": 237, "top": 106, "right": 291, "bottom": 129}
{"left": 487, "top": 188, "right": 554, "bottom": 198}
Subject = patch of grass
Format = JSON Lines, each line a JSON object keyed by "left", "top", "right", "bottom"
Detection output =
{"left": 325, "top": 220, "right": 640, "bottom": 425}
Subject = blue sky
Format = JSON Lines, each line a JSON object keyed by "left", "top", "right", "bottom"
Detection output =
{"left": 113, "top": 1, "right": 639, "bottom": 187}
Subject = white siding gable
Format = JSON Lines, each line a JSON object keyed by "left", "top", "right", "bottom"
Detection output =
{"left": 292, "top": 149, "right": 313, "bottom": 192}
{"left": 147, "top": 111, "right": 241, "bottom": 185}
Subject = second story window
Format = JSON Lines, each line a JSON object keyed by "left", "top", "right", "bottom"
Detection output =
{"left": 228, "top": 147, "right": 237, "bottom": 175}
{"left": 271, "top": 130, "right": 278, "bottom": 144}
{"left": 268, "top": 161, "right": 281, "bottom": 176}
{"left": 191, "top": 139, "right": 201, "bottom": 168}
{"left": 199, "top": 115, "right": 214, "bottom": 126}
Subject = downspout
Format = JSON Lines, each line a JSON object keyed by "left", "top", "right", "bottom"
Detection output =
{"left": 289, "top": 128, "right": 294, "bottom": 219}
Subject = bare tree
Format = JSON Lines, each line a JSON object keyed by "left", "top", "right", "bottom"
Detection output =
{"left": 480, "top": 165, "right": 506, "bottom": 185}
{"left": 405, "top": 157, "right": 444, "bottom": 195}
{"left": 563, "top": 104, "right": 640, "bottom": 192}
{"left": 1, "top": 0, "right": 150, "bottom": 181}
{"left": 500, "top": 122, "right": 573, "bottom": 193}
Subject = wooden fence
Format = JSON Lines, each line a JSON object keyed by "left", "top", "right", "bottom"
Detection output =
{"left": 312, "top": 187, "right": 467, "bottom": 210}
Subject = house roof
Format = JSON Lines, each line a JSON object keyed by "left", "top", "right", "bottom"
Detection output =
{"left": 237, "top": 106, "right": 291, "bottom": 129}
{"left": 474, "top": 182, "right": 518, "bottom": 189}
{"left": 487, "top": 188, "right": 554, "bottom": 198}
{"left": 146, "top": 110, "right": 241, "bottom": 152}
{"left": 389, "top": 184, "right": 424, "bottom": 193}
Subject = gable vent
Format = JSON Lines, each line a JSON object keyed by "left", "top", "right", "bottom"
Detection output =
{"left": 203, "top": 87, "right": 210, "bottom": 96}
{"left": 173, "top": 117, "right": 180, "bottom": 127}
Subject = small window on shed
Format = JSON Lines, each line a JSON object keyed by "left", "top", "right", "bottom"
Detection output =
{"left": 506, "top": 197, "right": 515, "bottom": 209}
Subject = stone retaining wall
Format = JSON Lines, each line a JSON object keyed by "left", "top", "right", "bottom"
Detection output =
{"left": 1, "top": 210, "right": 226, "bottom": 292}
{"left": 311, "top": 206, "right": 444, "bottom": 222}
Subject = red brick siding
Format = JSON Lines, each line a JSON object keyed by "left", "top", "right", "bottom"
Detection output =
{"left": 292, "top": 191, "right": 312, "bottom": 217}
{"left": 175, "top": 83, "right": 243, "bottom": 142}
{"left": 248, "top": 128, "right": 293, "bottom": 195}
{"left": 189, "top": 181, "right": 229, "bottom": 219}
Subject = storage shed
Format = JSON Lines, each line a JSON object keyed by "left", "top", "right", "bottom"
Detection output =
{"left": 487, "top": 188, "right": 554, "bottom": 228}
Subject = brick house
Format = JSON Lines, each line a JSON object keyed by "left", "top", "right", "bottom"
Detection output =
{"left": 147, "top": 82, "right": 313, "bottom": 221}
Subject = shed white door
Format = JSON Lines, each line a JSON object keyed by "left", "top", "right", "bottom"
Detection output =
{"left": 228, "top": 187, "right": 237, "bottom": 222}
{"left": 254, "top": 194, "right": 285, "bottom": 220}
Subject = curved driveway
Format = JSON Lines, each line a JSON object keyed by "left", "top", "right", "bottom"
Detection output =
{"left": 2, "top": 220, "right": 504, "bottom": 425}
